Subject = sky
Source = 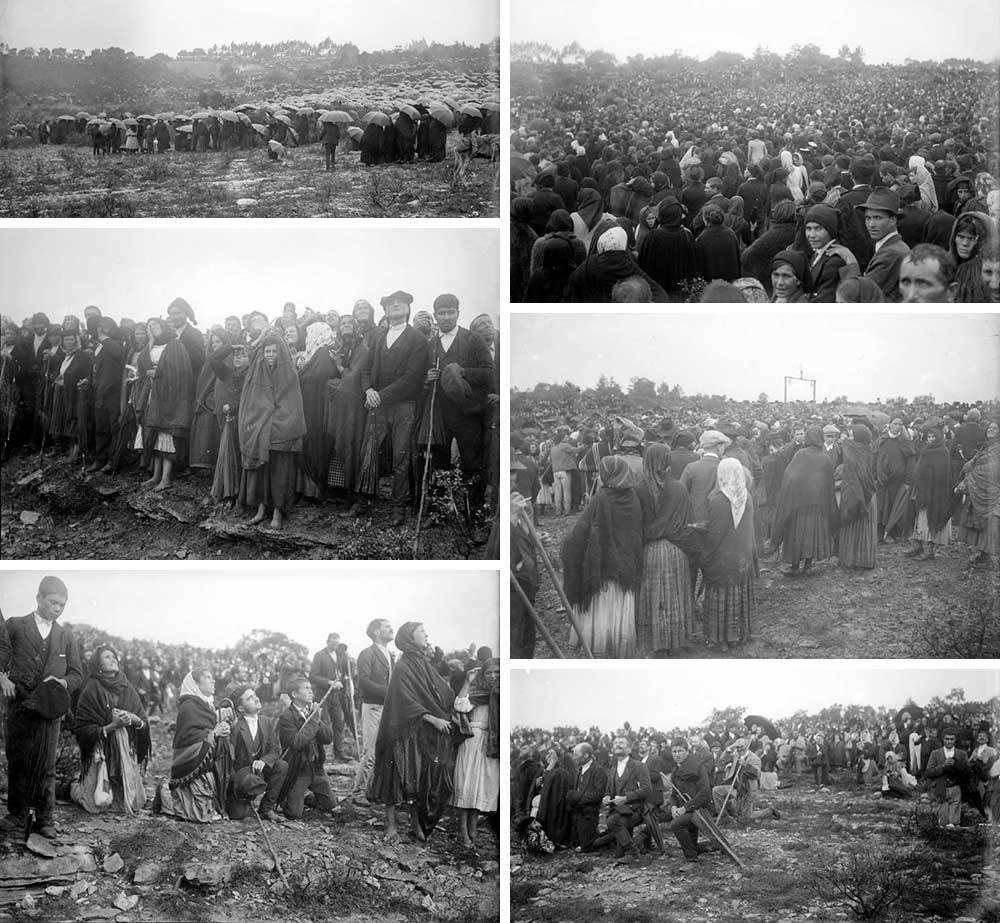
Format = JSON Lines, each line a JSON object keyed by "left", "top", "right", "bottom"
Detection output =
{"left": 0, "top": 568, "right": 499, "bottom": 653}
{"left": 510, "top": 664, "right": 1000, "bottom": 730}
{"left": 511, "top": 0, "right": 1000, "bottom": 64}
{"left": 510, "top": 313, "right": 1000, "bottom": 403}
{"left": 0, "top": 227, "right": 500, "bottom": 332}
{"left": 0, "top": 0, "right": 499, "bottom": 57}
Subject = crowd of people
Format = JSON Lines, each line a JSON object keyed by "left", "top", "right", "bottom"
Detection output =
{"left": 0, "top": 296, "right": 500, "bottom": 533}
{"left": 510, "top": 397, "right": 999, "bottom": 657}
{"left": 512, "top": 695, "right": 1000, "bottom": 861}
{"left": 0, "top": 576, "right": 500, "bottom": 851}
{"left": 510, "top": 60, "right": 999, "bottom": 302}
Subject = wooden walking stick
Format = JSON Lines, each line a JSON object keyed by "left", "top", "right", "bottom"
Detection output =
{"left": 716, "top": 746, "right": 752, "bottom": 824}
{"left": 666, "top": 777, "right": 747, "bottom": 870}
{"left": 412, "top": 354, "right": 440, "bottom": 557}
{"left": 249, "top": 802, "right": 291, "bottom": 890}
{"left": 278, "top": 682, "right": 337, "bottom": 763}
{"left": 516, "top": 507, "right": 595, "bottom": 658}
{"left": 509, "top": 573, "right": 565, "bottom": 658}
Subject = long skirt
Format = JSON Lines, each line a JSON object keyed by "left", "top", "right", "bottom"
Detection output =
{"left": 210, "top": 419, "right": 241, "bottom": 502}
{"left": 48, "top": 384, "right": 76, "bottom": 439}
{"left": 188, "top": 408, "right": 220, "bottom": 470}
{"left": 956, "top": 501, "right": 997, "bottom": 554}
{"left": 913, "top": 508, "right": 951, "bottom": 545}
{"left": 569, "top": 582, "right": 636, "bottom": 658}
{"left": 155, "top": 774, "right": 220, "bottom": 823}
{"left": 703, "top": 571, "right": 754, "bottom": 644}
{"left": 451, "top": 708, "right": 500, "bottom": 812}
{"left": 635, "top": 539, "right": 694, "bottom": 654}
{"left": 838, "top": 495, "right": 878, "bottom": 569}
{"left": 781, "top": 505, "right": 832, "bottom": 564}
{"left": 240, "top": 450, "right": 298, "bottom": 511}
{"left": 70, "top": 731, "right": 146, "bottom": 815}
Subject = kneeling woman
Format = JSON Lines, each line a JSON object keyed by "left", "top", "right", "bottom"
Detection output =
{"left": 367, "top": 623, "right": 458, "bottom": 844}
{"left": 71, "top": 646, "right": 151, "bottom": 815}
{"left": 155, "top": 670, "right": 231, "bottom": 823}
{"left": 238, "top": 334, "right": 306, "bottom": 529}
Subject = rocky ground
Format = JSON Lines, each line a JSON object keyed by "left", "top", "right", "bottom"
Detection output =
{"left": 511, "top": 771, "right": 999, "bottom": 923}
{"left": 524, "top": 508, "right": 1000, "bottom": 659}
{"left": 0, "top": 140, "right": 497, "bottom": 218}
{"left": 0, "top": 716, "right": 500, "bottom": 923}
{"left": 0, "top": 451, "right": 492, "bottom": 561}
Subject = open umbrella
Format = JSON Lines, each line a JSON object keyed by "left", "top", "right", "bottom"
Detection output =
{"left": 894, "top": 705, "right": 925, "bottom": 725}
{"left": 219, "top": 111, "right": 240, "bottom": 123}
{"left": 137, "top": 114, "right": 155, "bottom": 121}
{"left": 362, "top": 111, "right": 391, "bottom": 127}
{"left": 75, "top": 111, "right": 90, "bottom": 120}
{"left": 271, "top": 113, "right": 292, "bottom": 127}
{"left": 123, "top": 118, "right": 139, "bottom": 127}
{"left": 10, "top": 124, "right": 26, "bottom": 131}
{"left": 319, "top": 110, "right": 351, "bottom": 124}
{"left": 442, "top": 96, "right": 460, "bottom": 110}
{"left": 429, "top": 107, "right": 454, "bottom": 128}
{"left": 154, "top": 112, "right": 173, "bottom": 121}
{"left": 175, "top": 124, "right": 193, "bottom": 134}
{"left": 235, "top": 103, "right": 256, "bottom": 112}
{"left": 396, "top": 104, "right": 420, "bottom": 122}
{"left": 122, "top": 112, "right": 134, "bottom": 119}
{"left": 481, "top": 100, "right": 501, "bottom": 111}
{"left": 297, "top": 106, "right": 315, "bottom": 116}
{"left": 86, "top": 118, "right": 102, "bottom": 127}
{"left": 192, "top": 110, "right": 214, "bottom": 120}
{"left": 527, "top": 117, "right": 551, "bottom": 132}
{"left": 267, "top": 139, "right": 285, "bottom": 156}
{"left": 57, "top": 115, "right": 76, "bottom": 122}
{"left": 109, "top": 118, "right": 126, "bottom": 129}
{"left": 744, "top": 715, "right": 779, "bottom": 739}
{"left": 236, "top": 112, "right": 251, "bottom": 126}
{"left": 251, "top": 123, "right": 270, "bottom": 138}
{"left": 459, "top": 104, "right": 484, "bottom": 119}
{"left": 347, "top": 127, "right": 363, "bottom": 141}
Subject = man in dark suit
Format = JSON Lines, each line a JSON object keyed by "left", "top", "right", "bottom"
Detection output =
{"left": 351, "top": 618, "right": 395, "bottom": 803}
{"left": 565, "top": 742, "right": 607, "bottom": 851}
{"left": 349, "top": 290, "right": 429, "bottom": 525}
{"left": 0, "top": 576, "right": 84, "bottom": 838}
{"left": 226, "top": 685, "right": 288, "bottom": 819}
{"left": 836, "top": 154, "right": 877, "bottom": 267}
{"left": 636, "top": 738, "right": 666, "bottom": 813}
{"left": 667, "top": 738, "right": 713, "bottom": 862}
{"left": 924, "top": 729, "right": 970, "bottom": 828}
{"left": 11, "top": 313, "right": 51, "bottom": 448}
{"left": 679, "top": 430, "right": 729, "bottom": 522}
{"left": 87, "top": 317, "right": 126, "bottom": 473}
{"left": 857, "top": 189, "right": 910, "bottom": 302}
{"left": 277, "top": 678, "right": 334, "bottom": 820}
{"left": 425, "top": 294, "right": 494, "bottom": 516}
{"left": 308, "top": 634, "right": 350, "bottom": 763}
{"left": 590, "top": 736, "right": 651, "bottom": 860}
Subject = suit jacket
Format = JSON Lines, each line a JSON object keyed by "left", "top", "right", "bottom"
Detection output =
{"left": 229, "top": 714, "right": 281, "bottom": 771}
{"left": 670, "top": 753, "right": 711, "bottom": 811}
{"left": 836, "top": 184, "right": 875, "bottom": 267}
{"left": 0, "top": 613, "right": 84, "bottom": 700}
{"left": 277, "top": 704, "right": 333, "bottom": 774}
{"left": 361, "top": 326, "right": 429, "bottom": 406}
{"left": 924, "top": 747, "right": 970, "bottom": 800}
{"left": 176, "top": 324, "right": 206, "bottom": 382}
{"left": 604, "top": 757, "right": 652, "bottom": 815}
{"left": 429, "top": 327, "right": 494, "bottom": 417}
{"left": 308, "top": 648, "right": 343, "bottom": 700}
{"left": 92, "top": 338, "right": 126, "bottom": 398}
{"left": 640, "top": 754, "right": 666, "bottom": 806}
{"left": 356, "top": 644, "right": 394, "bottom": 706}
{"left": 565, "top": 761, "right": 607, "bottom": 816}
{"left": 863, "top": 233, "right": 910, "bottom": 302}
{"left": 680, "top": 455, "right": 721, "bottom": 522}
{"left": 806, "top": 246, "right": 859, "bottom": 302}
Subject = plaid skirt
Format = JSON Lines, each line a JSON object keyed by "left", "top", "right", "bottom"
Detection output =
{"left": 703, "top": 571, "right": 754, "bottom": 644}
{"left": 839, "top": 495, "right": 877, "bottom": 569}
{"left": 636, "top": 539, "right": 694, "bottom": 655}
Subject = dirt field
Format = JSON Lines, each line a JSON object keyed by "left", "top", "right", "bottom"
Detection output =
{"left": 523, "top": 507, "right": 1000, "bottom": 659}
{"left": 511, "top": 770, "right": 997, "bottom": 923}
{"left": 0, "top": 140, "right": 497, "bottom": 218}
{"left": 0, "top": 451, "right": 493, "bottom": 561}
{"left": 0, "top": 716, "right": 500, "bottom": 923}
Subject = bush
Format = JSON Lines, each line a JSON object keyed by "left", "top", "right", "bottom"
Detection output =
{"left": 57, "top": 148, "right": 87, "bottom": 177}
{"left": 59, "top": 191, "right": 136, "bottom": 218}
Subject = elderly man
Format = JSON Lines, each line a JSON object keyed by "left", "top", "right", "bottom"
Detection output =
{"left": 565, "top": 742, "right": 607, "bottom": 851}
{"left": 0, "top": 576, "right": 84, "bottom": 839}
{"left": 680, "top": 430, "right": 730, "bottom": 522}
{"left": 856, "top": 189, "right": 910, "bottom": 301}
{"left": 924, "top": 729, "right": 970, "bottom": 828}
{"left": 350, "top": 619, "right": 394, "bottom": 804}
{"left": 898, "top": 244, "right": 958, "bottom": 303}
{"left": 587, "top": 736, "right": 651, "bottom": 861}
{"left": 712, "top": 738, "right": 778, "bottom": 822}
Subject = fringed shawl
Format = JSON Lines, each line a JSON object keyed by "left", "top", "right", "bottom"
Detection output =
{"left": 169, "top": 694, "right": 217, "bottom": 789}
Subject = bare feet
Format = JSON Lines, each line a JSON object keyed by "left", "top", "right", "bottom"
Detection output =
{"left": 248, "top": 504, "right": 267, "bottom": 526}
{"left": 270, "top": 509, "right": 284, "bottom": 530}
{"left": 140, "top": 477, "right": 158, "bottom": 491}
{"left": 153, "top": 479, "right": 172, "bottom": 493}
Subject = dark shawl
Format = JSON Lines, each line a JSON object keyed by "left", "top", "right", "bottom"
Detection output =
{"left": 141, "top": 339, "right": 193, "bottom": 436}
{"left": 565, "top": 252, "right": 669, "bottom": 303}
{"left": 73, "top": 646, "right": 151, "bottom": 775}
{"left": 170, "top": 694, "right": 217, "bottom": 788}
{"left": 379, "top": 623, "right": 456, "bottom": 738}
{"left": 913, "top": 443, "right": 954, "bottom": 533}
{"left": 638, "top": 225, "right": 698, "bottom": 294}
{"left": 838, "top": 431, "right": 877, "bottom": 524}
{"left": 238, "top": 336, "right": 306, "bottom": 469}
{"left": 297, "top": 345, "right": 336, "bottom": 494}
{"left": 772, "top": 431, "right": 839, "bottom": 547}
{"left": 467, "top": 659, "right": 500, "bottom": 759}
{"left": 635, "top": 444, "right": 702, "bottom": 557}
{"left": 325, "top": 337, "right": 369, "bottom": 492}
{"left": 964, "top": 440, "right": 1000, "bottom": 529}
{"left": 536, "top": 765, "right": 573, "bottom": 846}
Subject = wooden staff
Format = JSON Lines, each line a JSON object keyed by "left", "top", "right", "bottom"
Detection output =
{"left": 516, "top": 508, "right": 594, "bottom": 658}
{"left": 509, "top": 573, "right": 565, "bottom": 658}
{"left": 666, "top": 776, "right": 746, "bottom": 870}
{"left": 278, "top": 682, "right": 336, "bottom": 763}
{"left": 249, "top": 802, "right": 291, "bottom": 890}
{"left": 716, "top": 746, "right": 752, "bottom": 824}
{"left": 412, "top": 353, "right": 440, "bottom": 557}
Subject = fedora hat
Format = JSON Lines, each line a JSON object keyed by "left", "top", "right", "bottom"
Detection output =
{"left": 24, "top": 678, "right": 70, "bottom": 720}
{"left": 854, "top": 188, "right": 901, "bottom": 216}
{"left": 232, "top": 767, "right": 268, "bottom": 802}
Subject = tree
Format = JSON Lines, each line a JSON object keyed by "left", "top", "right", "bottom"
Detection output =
{"left": 837, "top": 44, "right": 851, "bottom": 60}
{"left": 850, "top": 45, "right": 865, "bottom": 66}
{"left": 629, "top": 376, "right": 657, "bottom": 399}
{"left": 758, "top": 392, "right": 769, "bottom": 403}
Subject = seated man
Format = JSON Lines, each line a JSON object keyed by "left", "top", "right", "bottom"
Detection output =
{"left": 225, "top": 685, "right": 288, "bottom": 820}
{"left": 924, "top": 728, "right": 970, "bottom": 828}
{"left": 276, "top": 678, "right": 335, "bottom": 820}
{"left": 588, "top": 736, "right": 651, "bottom": 860}
{"left": 565, "top": 742, "right": 607, "bottom": 852}
{"left": 712, "top": 738, "right": 778, "bottom": 822}
{"left": 667, "top": 737, "right": 713, "bottom": 862}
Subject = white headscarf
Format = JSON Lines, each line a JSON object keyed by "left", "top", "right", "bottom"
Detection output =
{"left": 303, "top": 321, "right": 336, "bottom": 363}
{"left": 179, "top": 671, "right": 214, "bottom": 707}
{"left": 596, "top": 226, "right": 628, "bottom": 253}
{"left": 716, "top": 457, "right": 749, "bottom": 527}
{"left": 907, "top": 155, "right": 938, "bottom": 212}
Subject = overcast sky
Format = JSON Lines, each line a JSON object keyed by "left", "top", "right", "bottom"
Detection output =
{"left": 512, "top": 0, "right": 999, "bottom": 64}
{"left": 0, "top": 227, "right": 499, "bottom": 332}
{"left": 511, "top": 313, "right": 1000, "bottom": 403}
{"left": 511, "top": 664, "right": 1000, "bottom": 730}
{"left": 0, "top": 568, "right": 499, "bottom": 654}
{"left": 0, "top": 0, "right": 498, "bottom": 56}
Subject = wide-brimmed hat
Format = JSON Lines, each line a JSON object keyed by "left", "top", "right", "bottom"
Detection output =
{"left": 440, "top": 362, "right": 474, "bottom": 408}
{"left": 854, "top": 188, "right": 901, "bottom": 216}
{"left": 23, "top": 678, "right": 70, "bottom": 720}
{"left": 232, "top": 767, "right": 268, "bottom": 801}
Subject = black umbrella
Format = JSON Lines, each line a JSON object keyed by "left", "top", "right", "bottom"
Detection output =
{"left": 894, "top": 704, "right": 925, "bottom": 724}
{"left": 744, "top": 715, "right": 779, "bottom": 739}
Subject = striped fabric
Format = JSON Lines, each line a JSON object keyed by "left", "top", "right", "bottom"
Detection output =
{"left": 703, "top": 572, "right": 755, "bottom": 645}
{"left": 569, "top": 583, "right": 636, "bottom": 658}
{"left": 636, "top": 539, "right": 694, "bottom": 655}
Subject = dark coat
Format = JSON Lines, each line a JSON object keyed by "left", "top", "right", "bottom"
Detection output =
{"left": 229, "top": 714, "right": 282, "bottom": 772}
{"left": 429, "top": 327, "right": 494, "bottom": 417}
{"left": 0, "top": 614, "right": 84, "bottom": 699}
{"left": 604, "top": 757, "right": 652, "bottom": 816}
{"left": 356, "top": 644, "right": 394, "bottom": 706}
{"left": 863, "top": 233, "right": 910, "bottom": 302}
{"left": 695, "top": 224, "right": 741, "bottom": 283}
{"left": 92, "top": 338, "right": 126, "bottom": 398}
{"left": 741, "top": 221, "right": 798, "bottom": 292}
{"left": 277, "top": 705, "right": 333, "bottom": 776}
{"left": 361, "top": 326, "right": 429, "bottom": 406}
{"left": 924, "top": 747, "right": 970, "bottom": 801}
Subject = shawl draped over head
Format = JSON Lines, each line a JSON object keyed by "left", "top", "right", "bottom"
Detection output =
{"left": 142, "top": 337, "right": 193, "bottom": 435}
{"left": 562, "top": 455, "right": 644, "bottom": 611}
{"left": 73, "top": 646, "right": 151, "bottom": 775}
{"left": 772, "top": 427, "right": 839, "bottom": 547}
{"left": 716, "top": 457, "right": 749, "bottom": 527}
{"left": 379, "top": 623, "right": 456, "bottom": 737}
{"left": 303, "top": 321, "right": 336, "bottom": 364}
{"left": 147, "top": 317, "right": 177, "bottom": 346}
{"left": 575, "top": 188, "right": 604, "bottom": 230}
{"left": 597, "top": 226, "right": 628, "bottom": 253}
{"left": 170, "top": 673, "right": 217, "bottom": 788}
{"left": 838, "top": 426, "right": 877, "bottom": 523}
{"left": 238, "top": 335, "right": 306, "bottom": 469}
{"left": 637, "top": 443, "right": 701, "bottom": 556}
{"left": 298, "top": 326, "right": 337, "bottom": 493}
{"left": 908, "top": 156, "right": 938, "bottom": 211}
{"left": 913, "top": 442, "right": 954, "bottom": 533}
{"left": 963, "top": 438, "right": 1000, "bottom": 530}
{"left": 467, "top": 659, "right": 500, "bottom": 759}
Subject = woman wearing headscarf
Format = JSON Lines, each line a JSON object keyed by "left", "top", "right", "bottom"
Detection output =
{"left": 154, "top": 669, "right": 231, "bottom": 823}
{"left": 955, "top": 420, "right": 1000, "bottom": 565}
{"left": 296, "top": 321, "right": 337, "bottom": 500}
{"left": 451, "top": 658, "right": 500, "bottom": 850}
{"left": 904, "top": 426, "right": 955, "bottom": 561}
{"left": 524, "top": 236, "right": 576, "bottom": 303}
{"left": 108, "top": 321, "right": 148, "bottom": 473}
{"left": 188, "top": 326, "right": 228, "bottom": 473}
{"left": 949, "top": 211, "right": 996, "bottom": 304}
{"left": 802, "top": 204, "right": 860, "bottom": 302}
{"left": 511, "top": 197, "right": 538, "bottom": 302}
{"left": 724, "top": 195, "right": 753, "bottom": 248}
{"left": 835, "top": 277, "right": 886, "bottom": 302}
{"left": 637, "top": 197, "right": 698, "bottom": 300}
{"left": 208, "top": 327, "right": 244, "bottom": 510}
{"left": 325, "top": 315, "right": 370, "bottom": 494}
{"left": 561, "top": 455, "right": 644, "bottom": 657}
{"left": 741, "top": 200, "right": 798, "bottom": 293}
{"left": 779, "top": 150, "right": 806, "bottom": 203}
{"left": 529, "top": 209, "right": 587, "bottom": 276}
{"left": 570, "top": 188, "right": 615, "bottom": 253}
{"left": 695, "top": 204, "right": 741, "bottom": 283}
{"left": 772, "top": 425, "right": 838, "bottom": 576}
{"left": 769, "top": 249, "right": 808, "bottom": 303}
{"left": 701, "top": 458, "right": 757, "bottom": 650}
{"left": 566, "top": 226, "right": 668, "bottom": 303}
{"left": 71, "top": 646, "right": 150, "bottom": 815}
{"left": 137, "top": 317, "right": 193, "bottom": 492}
{"left": 907, "top": 156, "right": 939, "bottom": 213}
{"left": 830, "top": 425, "right": 878, "bottom": 569}
{"left": 46, "top": 330, "right": 92, "bottom": 461}
{"left": 238, "top": 333, "right": 306, "bottom": 530}
{"left": 533, "top": 747, "right": 574, "bottom": 849}
{"left": 634, "top": 443, "right": 699, "bottom": 656}
{"left": 367, "top": 622, "right": 458, "bottom": 844}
